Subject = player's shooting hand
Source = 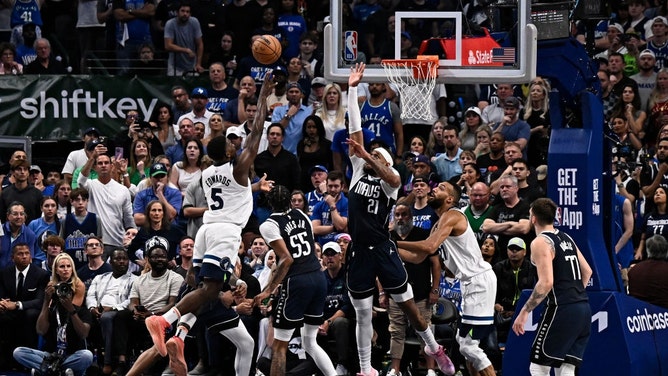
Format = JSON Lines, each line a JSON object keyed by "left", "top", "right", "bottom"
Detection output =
{"left": 346, "top": 138, "right": 369, "bottom": 159}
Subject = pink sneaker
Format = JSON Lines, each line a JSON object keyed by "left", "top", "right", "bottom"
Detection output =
{"left": 145, "top": 315, "right": 170, "bottom": 356}
{"left": 355, "top": 368, "right": 378, "bottom": 376}
{"left": 166, "top": 337, "right": 187, "bottom": 376}
{"left": 424, "top": 345, "right": 455, "bottom": 376}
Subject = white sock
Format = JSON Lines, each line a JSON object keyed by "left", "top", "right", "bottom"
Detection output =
{"left": 162, "top": 307, "right": 181, "bottom": 324}
{"left": 416, "top": 327, "right": 439, "bottom": 353}
{"left": 351, "top": 296, "right": 374, "bottom": 373}
{"left": 302, "top": 324, "right": 337, "bottom": 376}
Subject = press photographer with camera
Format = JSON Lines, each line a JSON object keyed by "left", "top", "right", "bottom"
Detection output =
{"left": 13, "top": 253, "right": 93, "bottom": 376}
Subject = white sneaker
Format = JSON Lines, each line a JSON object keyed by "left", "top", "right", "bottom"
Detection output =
{"left": 426, "top": 370, "right": 437, "bottom": 376}
{"left": 335, "top": 364, "right": 349, "bottom": 375}
{"left": 386, "top": 369, "right": 401, "bottom": 376}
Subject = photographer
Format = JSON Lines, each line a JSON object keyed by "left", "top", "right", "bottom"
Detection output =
{"left": 13, "top": 253, "right": 93, "bottom": 376}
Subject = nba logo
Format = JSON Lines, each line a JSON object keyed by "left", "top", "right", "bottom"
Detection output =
{"left": 344, "top": 31, "right": 357, "bottom": 61}
{"left": 554, "top": 207, "right": 562, "bottom": 226}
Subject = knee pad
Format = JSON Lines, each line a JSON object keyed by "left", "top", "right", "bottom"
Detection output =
{"left": 390, "top": 284, "right": 414, "bottom": 303}
{"left": 273, "top": 327, "right": 295, "bottom": 342}
{"left": 529, "top": 362, "right": 551, "bottom": 376}
{"left": 456, "top": 330, "right": 492, "bottom": 371}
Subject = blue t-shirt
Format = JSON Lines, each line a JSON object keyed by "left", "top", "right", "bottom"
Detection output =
{"left": 310, "top": 196, "right": 349, "bottom": 246}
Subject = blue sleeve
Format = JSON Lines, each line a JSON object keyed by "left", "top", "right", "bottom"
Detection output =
{"left": 133, "top": 192, "right": 146, "bottom": 214}
{"left": 337, "top": 198, "right": 349, "bottom": 217}
{"left": 518, "top": 122, "right": 531, "bottom": 141}
{"left": 272, "top": 106, "right": 287, "bottom": 122}
{"left": 166, "top": 188, "right": 183, "bottom": 213}
{"left": 311, "top": 201, "right": 325, "bottom": 222}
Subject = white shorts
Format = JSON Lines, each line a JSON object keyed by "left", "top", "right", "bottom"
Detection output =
{"left": 460, "top": 269, "right": 497, "bottom": 326}
{"left": 194, "top": 222, "right": 242, "bottom": 278}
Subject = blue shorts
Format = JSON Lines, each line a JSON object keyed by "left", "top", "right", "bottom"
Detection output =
{"left": 273, "top": 270, "right": 327, "bottom": 329}
{"left": 346, "top": 239, "right": 408, "bottom": 299}
{"left": 531, "top": 301, "right": 591, "bottom": 367}
{"left": 198, "top": 298, "right": 240, "bottom": 333}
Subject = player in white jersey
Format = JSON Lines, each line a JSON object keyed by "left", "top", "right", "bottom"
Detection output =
{"left": 398, "top": 181, "right": 497, "bottom": 376}
{"left": 145, "top": 73, "right": 276, "bottom": 367}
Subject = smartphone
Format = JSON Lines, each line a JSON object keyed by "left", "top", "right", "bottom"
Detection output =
{"left": 136, "top": 305, "right": 147, "bottom": 312}
{"left": 115, "top": 147, "right": 124, "bottom": 160}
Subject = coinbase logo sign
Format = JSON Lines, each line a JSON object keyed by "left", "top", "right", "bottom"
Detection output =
{"left": 626, "top": 309, "right": 668, "bottom": 333}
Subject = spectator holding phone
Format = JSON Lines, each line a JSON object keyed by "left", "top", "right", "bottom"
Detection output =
{"left": 112, "top": 237, "right": 183, "bottom": 375}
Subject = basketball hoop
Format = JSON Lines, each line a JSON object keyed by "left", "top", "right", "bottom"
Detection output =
{"left": 381, "top": 56, "right": 439, "bottom": 121}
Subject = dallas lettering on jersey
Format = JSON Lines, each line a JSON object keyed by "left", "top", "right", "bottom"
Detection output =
{"left": 646, "top": 218, "right": 668, "bottom": 227}
{"left": 204, "top": 174, "right": 231, "bottom": 188}
{"left": 352, "top": 179, "right": 380, "bottom": 198}
{"left": 20, "top": 89, "right": 157, "bottom": 121}
{"left": 361, "top": 113, "right": 390, "bottom": 126}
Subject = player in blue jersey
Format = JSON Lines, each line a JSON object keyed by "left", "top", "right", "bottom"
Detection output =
{"left": 345, "top": 63, "right": 455, "bottom": 376}
{"left": 254, "top": 184, "right": 337, "bottom": 376}
{"left": 512, "top": 198, "right": 593, "bottom": 376}
{"left": 145, "top": 73, "right": 275, "bottom": 373}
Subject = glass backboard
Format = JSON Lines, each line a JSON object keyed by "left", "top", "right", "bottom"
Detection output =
{"left": 324, "top": 1, "right": 537, "bottom": 84}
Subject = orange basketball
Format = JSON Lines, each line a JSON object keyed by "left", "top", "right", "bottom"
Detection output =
{"left": 252, "top": 35, "right": 282, "bottom": 65}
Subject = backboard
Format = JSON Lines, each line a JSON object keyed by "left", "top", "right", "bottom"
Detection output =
{"left": 323, "top": 2, "right": 537, "bottom": 84}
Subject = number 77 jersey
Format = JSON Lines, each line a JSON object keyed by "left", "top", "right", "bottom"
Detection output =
{"left": 260, "top": 208, "right": 323, "bottom": 278}
{"left": 201, "top": 161, "right": 253, "bottom": 228}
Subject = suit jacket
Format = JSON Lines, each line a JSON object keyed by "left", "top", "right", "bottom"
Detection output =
{"left": 0, "top": 264, "right": 49, "bottom": 311}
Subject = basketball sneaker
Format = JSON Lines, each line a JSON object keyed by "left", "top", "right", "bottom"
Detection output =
{"left": 146, "top": 315, "right": 171, "bottom": 356}
{"left": 166, "top": 337, "right": 187, "bottom": 376}
{"left": 424, "top": 345, "right": 455, "bottom": 376}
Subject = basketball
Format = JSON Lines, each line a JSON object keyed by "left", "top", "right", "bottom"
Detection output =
{"left": 252, "top": 35, "right": 282, "bottom": 65}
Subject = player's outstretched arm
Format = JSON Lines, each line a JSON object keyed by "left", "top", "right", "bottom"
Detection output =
{"left": 398, "top": 211, "right": 460, "bottom": 256}
{"left": 347, "top": 62, "right": 365, "bottom": 150}
{"left": 235, "top": 73, "right": 276, "bottom": 184}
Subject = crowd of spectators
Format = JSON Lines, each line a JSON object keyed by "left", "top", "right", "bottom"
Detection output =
{"left": 2, "top": 0, "right": 668, "bottom": 375}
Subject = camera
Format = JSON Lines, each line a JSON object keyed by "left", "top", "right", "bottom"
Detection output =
{"left": 55, "top": 281, "right": 73, "bottom": 299}
{"left": 40, "top": 352, "right": 64, "bottom": 376}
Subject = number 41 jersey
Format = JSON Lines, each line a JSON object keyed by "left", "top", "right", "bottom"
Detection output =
{"left": 201, "top": 162, "right": 252, "bottom": 227}
{"left": 261, "top": 208, "right": 323, "bottom": 278}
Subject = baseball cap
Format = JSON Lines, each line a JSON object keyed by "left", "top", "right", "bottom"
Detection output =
{"left": 272, "top": 66, "right": 287, "bottom": 76}
{"left": 653, "top": 16, "right": 668, "bottom": 26}
{"left": 465, "top": 106, "right": 482, "bottom": 117}
{"left": 639, "top": 49, "right": 656, "bottom": 59}
{"left": 412, "top": 175, "right": 428, "bottom": 185}
{"left": 308, "top": 165, "right": 328, "bottom": 175}
{"left": 83, "top": 127, "right": 100, "bottom": 137}
{"left": 322, "top": 241, "right": 342, "bottom": 255}
{"left": 286, "top": 82, "right": 304, "bottom": 93}
{"left": 503, "top": 97, "right": 521, "bottom": 109}
{"left": 608, "top": 23, "right": 624, "bottom": 34}
{"left": 311, "top": 77, "right": 327, "bottom": 87}
{"left": 413, "top": 154, "right": 430, "bottom": 165}
{"left": 150, "top": 162, "right": 168, "bottom": 177}
{"left": 29, "top": 165, "right": 41, "bottom": 173}
{"left": 145, "top": 236, "right": 169, "bottom": 255}
{"left": 86, "top": 139, "right": 103, "bottom": 151}
{"left": 226, "top": 126, "right": 242, "bottom": 139}
{"left": 401, "top": 31, "right": 412, "bottom": 40}
{"left": 191, "top": 87, "right": 208, "bottom": 98}
{"left": 507, "top": 237, "right": 526, "bottom": 250}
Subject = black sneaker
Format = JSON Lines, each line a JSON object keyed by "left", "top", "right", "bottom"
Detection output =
{"left": 112, "top": 362, "right": 127, "bottom": 376}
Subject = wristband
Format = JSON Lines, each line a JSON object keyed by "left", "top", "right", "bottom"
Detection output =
{"left": 123, "top": 173, "right": 129, "bottom": 177}
{"left": 431, "top": 289, "right": 439, "bottom": 294}
{"left": 330, "top": 206, "right": 337, "bottom": 211}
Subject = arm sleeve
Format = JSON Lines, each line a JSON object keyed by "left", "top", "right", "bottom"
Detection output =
{"left": 348, "top": 86, "right": 361, "bottom": 134}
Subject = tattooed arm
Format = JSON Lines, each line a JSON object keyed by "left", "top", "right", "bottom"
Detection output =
{"left": 512, "top": 235, "right": 554, "bottom": 335}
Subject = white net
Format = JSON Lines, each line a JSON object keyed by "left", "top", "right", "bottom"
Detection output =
{"left": 382, "top": 59, "right": 438, "bottom": 122}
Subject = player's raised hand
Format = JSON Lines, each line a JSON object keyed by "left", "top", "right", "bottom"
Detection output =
{"left": 349, "top": 62, "right": 365, "bottom": 87}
